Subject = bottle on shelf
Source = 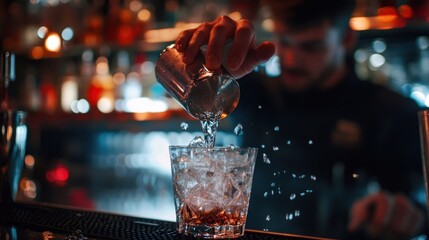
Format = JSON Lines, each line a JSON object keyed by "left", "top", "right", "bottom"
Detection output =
{"left": 0, "top": 52, "right": 14, "bottom": 111}
{"left": 60, "top": 62, "right": 79, "bottom": 112}
{"left": 39, "top": 71, "right": 58, "bottom": 113}
{"left": 87, "top": 55, "right": 114, "bottom": 113}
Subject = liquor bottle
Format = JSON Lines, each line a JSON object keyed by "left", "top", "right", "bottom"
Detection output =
{"left": 60, "top": 62, "right": 78, "bottom": 112}
{"left": 39, "top": 71, "right": 58, "bottom": 113}
{"left": 87, "top": 56, "right": 114, "bottom": 113}
{"left": 0, "top": 52, "right": 14, "bottom": 111}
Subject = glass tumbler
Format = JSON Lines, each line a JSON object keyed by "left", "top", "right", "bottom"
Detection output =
{"left": 169, "top": 146, "right": 257, "bottom": 239}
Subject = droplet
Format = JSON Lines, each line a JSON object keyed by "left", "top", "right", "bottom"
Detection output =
{"left": 306, "top": 189, "right": 313, "bottom": 193}
{"left": 270, "top": 182, "right": 276, "bottom": 187}
{"left": 300, "top": 192, "right": 306, "bottom": 196}
{"left": 294, "top": 210, "right": 300, "bottom": 217}
{"left": 263, "top": 229, "right": 269, "bottom": 232}
{"left": 258, "top": 105, "right": 263, "bottom": 109}
{"left": 274, "top": 126, "right": 280, "bottom": 131}
{"left": 265, "top": 131, "right": 269, "bottom": 135}
{"left": 180, "top": 122, "right": 189, "bottom": 130}
{"left": 261, "top": 144, "right": 265, "bottom": 149}
{"left": 278, "top": 187, "right": 281, "bottom": 194}
{"left": 271, "top": 190, "right": 274, "bottom": 195}
{"left": 287, "top": 140, "right": 292, "bottom": 145}
{"left": 273, "top": 172, "right": 277, "bottom": 176}
{"left": 299, "top": 174, "right": 306, "bottom": 179}
{"left": 311, "top": 175, "right": 317, "bottom": 180}
{"left": 288, "top": 213, "right": 294, "bottom": 220}
{"left": 273, "top": 146, "right": 279, "bottom": 151}
{"left": 292, "top": 174, "right": 297, "bottom": 178}
{"left": 266, "top": 215, "right": 271, "bottom": 221}
{"left": 263, "top": 153, "right": 271, "bottom": 164}
{"left": 263, "top": 192, "right": 268, "bottom": 198}
{"left": 308, "top": 140, "right": 313, "bottom": 145}
{"left": 234, "top": 123, "right": 244, "bottom": 136}
{"left": 290, "top": 193, "right": 296, "bottom": 200}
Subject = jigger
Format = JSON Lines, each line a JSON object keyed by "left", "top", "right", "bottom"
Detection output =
{"left": 0, "top": 110, "right": 27, "bottom": 204}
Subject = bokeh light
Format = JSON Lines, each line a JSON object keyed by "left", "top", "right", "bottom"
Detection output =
{"left": 61, "top": 27, "right": 74, "bottom": 41}
{"left": 45, "top": 32, "right": 61, "bottom": 52}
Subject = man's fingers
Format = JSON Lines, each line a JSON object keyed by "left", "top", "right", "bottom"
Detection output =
{"left": 255, "top": 41, "right": 277, "bottom": 62}
{"left": 174, "top": 15, "right": 275, "bottom": 78}
{"left": 183, "top": 22, "right": 213, "bottom": 64}
{"left": 229, "top": 41, "right": 276, "bottom": 78}
{"left": 228, "top": 19, "right": 255, "bottom": 71}
{"left": 205, "top": 16, "right": 237, "bottom": 70}
{"left": 372, "top": 193, "right": 393, "bottom": 227}
{"left": 175, "top": 28, "right": 195, "bottom": 52}
{"left": 387, "top": 194, "right": 424, "bottom": 237}
{"left": 348, "top": 195, "right": 373, "bottom": 232}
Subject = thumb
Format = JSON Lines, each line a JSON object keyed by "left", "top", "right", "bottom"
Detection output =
{"left": 229, "top": 41, "right": 276, "bottom": 79}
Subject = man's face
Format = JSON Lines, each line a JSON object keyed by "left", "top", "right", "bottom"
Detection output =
{"left": 274, "top": 20, "right": 346, "bottom": 92}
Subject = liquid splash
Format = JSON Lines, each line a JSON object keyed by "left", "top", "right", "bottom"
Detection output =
{"left": 262, "top": 153, "right": 271, "bottom": 164}
{"left": 180, "top": 122, "right": 189, "bottom": 130}
{"left": 234, "top": 123, "right": 244, "bottom": 136}
{"left": 200, "top": 118, "right": 219, "bottom": 147}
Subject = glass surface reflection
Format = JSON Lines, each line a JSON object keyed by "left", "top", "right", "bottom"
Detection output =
{"left": 0, "top": 110, "right": 27, "bottom": 204}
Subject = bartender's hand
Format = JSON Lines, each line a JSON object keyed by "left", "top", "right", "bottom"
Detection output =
{"left": 348, "top": 191, "right": 424, "bottom": 240}
{"left": 175, "top": 15, "right": 276, "bottom": 79}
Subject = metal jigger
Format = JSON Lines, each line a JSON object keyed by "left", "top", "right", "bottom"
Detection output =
{"left": 0, "top": 51, "right": 27, "bottom": 205}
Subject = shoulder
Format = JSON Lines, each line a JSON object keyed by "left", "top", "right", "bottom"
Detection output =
{"left": 352, "top": 80, "right": 420, "bottom": 113}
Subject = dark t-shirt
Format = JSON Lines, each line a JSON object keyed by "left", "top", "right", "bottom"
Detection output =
{"left": 229, "top": 69, "right": 425, "bottom": 238}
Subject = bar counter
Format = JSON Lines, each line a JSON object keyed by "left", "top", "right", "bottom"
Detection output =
{"left": 0, "top": 202, "right": 332, "bottom": 240}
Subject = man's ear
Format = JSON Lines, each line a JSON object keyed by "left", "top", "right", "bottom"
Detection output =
{"left": 343, "top": 28, "right": 357, "bottom": 51}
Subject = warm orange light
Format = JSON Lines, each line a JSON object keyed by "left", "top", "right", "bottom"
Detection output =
{"left": 44, "top": 32, "right": 61, "bottom": 52}
{"left": 138, "top": 9, "right": 151, "bottom": 22}
{"left": 31, "top": 46, "right": 44, "bottom": 59}
{"left": 377, "top": 14, "right": 397, "bottom": 22}
{"left": 228, "top": 11, "right": 242, "bottom": 21}
{"left": 349, "top": 17, "right": 371, "bottom": 31}
{"left": 24, "top": 155, "right": 35, "bottom": 168}
{"left": 398, "top": 5, "right": 413, "bottom": 19}
{"left": 262, "top": 18, "right": 274, "bottom": 32}
{"left": 378, "top": 6, "right": 397, "bottom": 16}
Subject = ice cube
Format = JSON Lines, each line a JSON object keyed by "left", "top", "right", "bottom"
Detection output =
{"left": 234, "top": 123, "right": 244, "bottom": 136}
{"left": 188, "top": 136, "right": 205, "bottom": 147}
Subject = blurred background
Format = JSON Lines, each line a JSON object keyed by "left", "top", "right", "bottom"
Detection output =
{"left": 1, "top": 0, "right": 429, "bottom": 223}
